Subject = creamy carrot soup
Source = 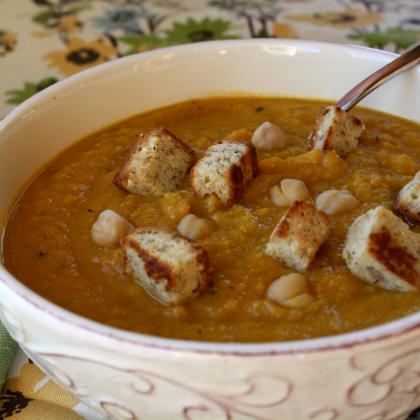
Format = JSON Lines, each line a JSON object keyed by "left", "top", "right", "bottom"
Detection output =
{"left": 3, "top": 97, "right": 420, "bottom": 342}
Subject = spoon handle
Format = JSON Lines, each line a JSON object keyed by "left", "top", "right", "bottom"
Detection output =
{"left": 336, "top": 43, "right": 420, "bottom": 112}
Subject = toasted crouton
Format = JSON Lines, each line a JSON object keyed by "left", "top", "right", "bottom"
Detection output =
{"left": 265, "top": 201, "right": 332, "bottom": 272}
{"left": 114, "top": 128, "right": 194, "bottom": 196}
{"left": 308, "top": 106, "right": 365, "bottom": 157}
{"left": 191, "top": 141, "right": 258, "bottom": 204}
{"left": 394, "top": 171, "right": 420, "bottom": 223}
{"left": 342, "top": 206, "right": 420, "bottom": 292}
{"left": 121, "top": 228, "right": 210, "bottom": 305}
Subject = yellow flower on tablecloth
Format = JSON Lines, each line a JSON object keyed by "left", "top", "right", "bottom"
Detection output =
{"left": 285, "top": 7, "right": 381, "bottom": 29}
{"left": 2, "top": 362, "right": 81, "bottom": 418}
{"left": 33, "top": 15, "right": 83, "bottom": 38}
{"left": 272, "top": 23, "right": 299, "bottom": 39}
{"left": 0, "top": 31, "right": 17, "bottom": 57}
{"left": 44, "top": 36, "right": 117, "bottom": 76}
{"left": 58, "top": 15, "right": 84, "bottom": 34}
{"left": 32, "top": 9, "right": 84, "bottom": 39}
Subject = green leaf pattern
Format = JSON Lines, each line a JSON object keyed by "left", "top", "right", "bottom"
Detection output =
{"left": 5, "top": 77, "right": 58, "bottom": 105}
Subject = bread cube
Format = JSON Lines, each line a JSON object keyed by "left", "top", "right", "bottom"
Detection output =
{"left": 394, "top": 171, "right": 420, "bottom": 223}
{"left": 342, "top": 206, "right": 420, "bottom": 292}
{"left": 308, "top": 106, "right": 364, "bottom": 157}
{"left": 191, "top": 141, "right": 258, "bottom": 204}
{"left": 121, "top": 228, "right": 210, "bottom": 305}
{"left": 265, "top": 201, "right": 331, "bottom": 271}
{"left": 114, "top": 127, "right": 194, "bottom": 196}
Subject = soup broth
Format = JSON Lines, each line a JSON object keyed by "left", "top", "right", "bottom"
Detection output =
{"left": 3, "top": 97, "right": 420, "bottom": 342}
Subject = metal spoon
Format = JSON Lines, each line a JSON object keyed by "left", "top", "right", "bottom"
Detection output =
{"left": 336, "top": 43, "right": 420, "bottom": 112}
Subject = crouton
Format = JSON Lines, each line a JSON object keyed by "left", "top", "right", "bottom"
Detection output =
{"left": 394, "top": 171, "right": 420, "bottom": 223}
{"left": 191, "top": 141, "right": 258, "bottom": 204}
{"left": 265, "top": 201, "right": 332, "bottom": 271}
{"left": 114, "top": 127, "right": 194, "bottom": 196}
{"left": 308, "top": 106, "right": 365, "bottom": 157}
{"left": 342, "top": 206, "right": 420, "bottom": 292}
{"left": 121, "top": 228, "right": 210, "bottom": 305}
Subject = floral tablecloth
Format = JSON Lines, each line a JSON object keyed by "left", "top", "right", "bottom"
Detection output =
{"left": 0, "top": 0, "right": 419, "bottom": 418}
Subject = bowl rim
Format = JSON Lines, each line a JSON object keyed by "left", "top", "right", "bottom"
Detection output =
{"left": 1, "top": 38, "right": 419, "bottom": 356}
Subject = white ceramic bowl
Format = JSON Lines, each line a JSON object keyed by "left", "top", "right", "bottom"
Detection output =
{"left": 0, "top": 40, "right": 419, "bottom": 420}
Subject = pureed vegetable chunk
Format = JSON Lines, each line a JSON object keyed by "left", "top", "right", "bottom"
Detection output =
{"left": 3, "top": 97, "right": 420, "bottom": 343}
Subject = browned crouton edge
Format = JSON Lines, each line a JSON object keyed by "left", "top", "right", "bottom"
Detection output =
{"left": 369, "top": 226, "right": 418, "bottom": 287}
{"left": 121, "top": 228, "right": 211, "bottom": 292}
{"left": 227, "top": 143, "right": 259, "bottom": 202}
{"left": 273, "top": 200, "right": 331, "bottom": 240}
{"left": 114, "top": 127, "right": 194, "bottom": 192}
{"left": 308, "top": 106, "right": 363, "bottom": 151}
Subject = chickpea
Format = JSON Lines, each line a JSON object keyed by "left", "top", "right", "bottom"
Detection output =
{"left": 270, "top": 185, "right": 289, "bottom": 207}
{"left": 177, "top": 213, "right": 211, "bottom": 240}
{"left": 251, "top": 121, "right": 288, "bottom": 150}
{"left": 266, "top": 273, "right": 311, "bottom": 306}
{"left": 316, "top": 189, "right": 359, "bottom": 215}
{"left": 91, "top": 209, "right": 132, "bottom": 247}
{"left": 280, "top": 179, "right": 310, "bottom": 204}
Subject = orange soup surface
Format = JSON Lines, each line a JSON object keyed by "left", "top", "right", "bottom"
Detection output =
{"left": 3, "top": 97, "right": 420, "bottom": 342}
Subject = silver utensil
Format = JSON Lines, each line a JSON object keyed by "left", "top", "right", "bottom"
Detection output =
{"left": 336, "top": 43, "right": 420, "bottom": 112}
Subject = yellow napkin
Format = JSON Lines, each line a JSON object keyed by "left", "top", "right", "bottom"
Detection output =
{"left": 0, "top": 351, "right": 102, "bottom": 419}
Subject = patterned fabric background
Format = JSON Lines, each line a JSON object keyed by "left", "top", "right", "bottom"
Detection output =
{"left": 1, "top": 0, "right": 420, "bottom": 118}
{"left": 0, "top": 0, "right": 419, "bottom": 418}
